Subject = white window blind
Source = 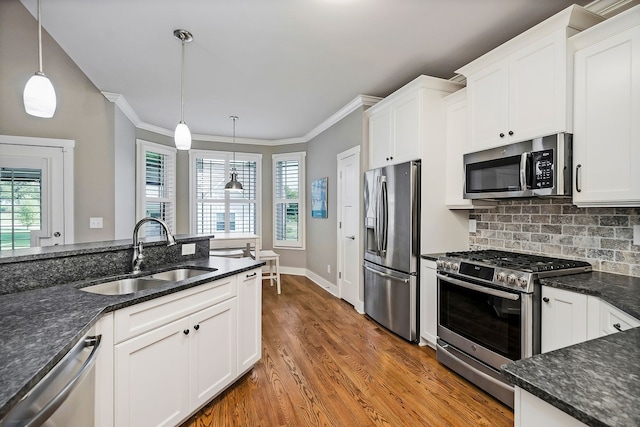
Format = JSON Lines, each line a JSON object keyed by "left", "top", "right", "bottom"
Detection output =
{"left": 190, "top": 150, "right": 261, "bottom": 235}
{"left": 273, "top": 152, "right": 305, "bottom": 249}
{"left": 136, "top": 140, "right": 176, "bottom": 237}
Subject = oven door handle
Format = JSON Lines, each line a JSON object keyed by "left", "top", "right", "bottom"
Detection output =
{"left": 436, "top": 274, "right": 520, "bottom": 301}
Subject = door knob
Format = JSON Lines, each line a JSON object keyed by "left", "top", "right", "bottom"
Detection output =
{"left": 346, "top": 235, "right": 355, "bottom": 240}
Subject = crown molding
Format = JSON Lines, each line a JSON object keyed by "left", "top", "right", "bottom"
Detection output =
{"left": 585, "top": 0, "right": 640, "bottom": 17}
{"left": 102, "top": 92, "right": 380, "bottom": 146}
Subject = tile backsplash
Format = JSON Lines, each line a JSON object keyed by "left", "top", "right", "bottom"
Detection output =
{"left": 469, "top": 198, "right": 640, "bottom": 277}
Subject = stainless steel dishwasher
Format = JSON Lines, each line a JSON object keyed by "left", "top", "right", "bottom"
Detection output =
{"left": 1, "top": 330, "right": 101, "bottom": 427}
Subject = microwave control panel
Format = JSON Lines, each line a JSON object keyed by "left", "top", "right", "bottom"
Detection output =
{"left": 531, "top": 149, "right": 554, "bottom": 189}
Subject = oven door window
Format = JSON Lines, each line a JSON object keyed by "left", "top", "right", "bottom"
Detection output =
{"left": 465, "top": 155, "right": 522, "bottom": 193}
{"left": 439, "top": 278, "right": 521, "bottom": 360}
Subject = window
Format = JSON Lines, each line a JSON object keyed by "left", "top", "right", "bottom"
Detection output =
{"left": 189, "top": 150, "right": 261, "bottom": 235}
{"left": 136, "top": 140, "right": 176, "bottom": 237}
{"left": 273, "top": 152, "right": 305, "bottom": 249}
{"left": 0, "top": 167, "right": 42, "bottom": 251}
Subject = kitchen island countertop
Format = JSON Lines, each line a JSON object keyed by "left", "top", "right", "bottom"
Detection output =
{"left": 0, "top": 255, "right": 263, "bottom": 419}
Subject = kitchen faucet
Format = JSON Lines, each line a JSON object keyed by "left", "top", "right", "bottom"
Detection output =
{"left": 131, "top": 217, "right": 177, "bottom": 273}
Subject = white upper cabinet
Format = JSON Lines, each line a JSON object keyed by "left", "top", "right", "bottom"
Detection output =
{"left": 571, "top": 7, "right": 640, "bottom": 207}
{"left": 457, "top": 5, "right": 604, "bottom": 151}
{"left": 367, "top": 75, "right": 462, "bottom": 169}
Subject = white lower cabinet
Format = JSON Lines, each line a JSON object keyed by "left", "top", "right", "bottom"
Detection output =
{"left": 419, "top": 259, "right": 437, "bottom": 348}
{"left": 597, "top": 299, "right": 640, "bottom": 336}
{"left": 238, "top": 269, "right": 262, "bottom": 374}
{"left": 540, "top": 286, "right": 588, "bottom": 353}
{"left": 110, "top": 268, "right": 262, "bottom": 427}
{"left": 515, "top": 387, "right": 587, "bottom": 427}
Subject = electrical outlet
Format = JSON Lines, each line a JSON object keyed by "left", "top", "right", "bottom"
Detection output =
{"left": 469, "top": 219, "right": 477, "bottom": 233}
{"left": 89, "top": 217, "right": 103, "bottom": 229}
{"left": 327, "top": 264, "right": 331, "bottom": 274}
{"left": 182, "top": 243, "right": 196, "bottom": 255}
{"left": 634, "top": 225, "right": 640, "bottom": 246}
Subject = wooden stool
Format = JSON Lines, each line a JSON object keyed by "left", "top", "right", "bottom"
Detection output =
{"left": 250, "top": 249, "right": 281, "bottom": 294}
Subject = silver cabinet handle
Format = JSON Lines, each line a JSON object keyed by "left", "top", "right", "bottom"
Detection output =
{"left": 613, "top": 323, "right": 623, "bottom": 332}
{"left": 576, "top": 164, "right": 582, "bottom": 193}
{"left": 346, "top": 235, "right": 355, "bottom": 240}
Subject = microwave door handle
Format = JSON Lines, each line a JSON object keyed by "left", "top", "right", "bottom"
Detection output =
{"left": 520, "top": 152, "right": 529, "bottom": 190}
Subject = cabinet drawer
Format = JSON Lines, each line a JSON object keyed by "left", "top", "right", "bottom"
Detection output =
{"left": 114, "top": 276, "right": 237, "bottom": 343}
{"left": 599, "top": 300, "right": 640, "bottom": 336}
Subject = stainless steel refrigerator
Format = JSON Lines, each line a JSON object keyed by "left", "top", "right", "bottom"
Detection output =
{"left": 363, "top": 160, "right": 420, "bottom": 342}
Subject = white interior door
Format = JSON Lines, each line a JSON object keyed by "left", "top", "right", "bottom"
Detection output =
{"left": 337, "top": 146, "right": 361, "bottom": 309}
{"left": 0, "top": 137, "right": 74, "bottom": 249}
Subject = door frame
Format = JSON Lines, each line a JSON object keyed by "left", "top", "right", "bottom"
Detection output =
{"left": 0, "top": 135, "right": 75, "bottom": 245}
{"left": 336, "top": 145, "right": 364, "bottom": 313}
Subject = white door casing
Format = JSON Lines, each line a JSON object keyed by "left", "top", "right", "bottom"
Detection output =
{"left": 337, "top": 146, "right": 362, "bottom": 311}
{"left": 0, "top": 136, "right": 74, "bottom": 247}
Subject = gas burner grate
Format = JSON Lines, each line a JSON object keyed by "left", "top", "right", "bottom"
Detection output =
{"left": 445, "top": 250, "right": 592, "bottom": 273}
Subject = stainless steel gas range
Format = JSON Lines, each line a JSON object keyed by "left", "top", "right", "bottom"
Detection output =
{"left": 435, "top": 250, "right": 591, "bottom": 408}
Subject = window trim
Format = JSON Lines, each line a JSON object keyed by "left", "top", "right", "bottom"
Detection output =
{"left": 135, "top": 139, "right": 177, "bottom": 235}
{"left": 272, "top": 151, "right": 306, "bottom": 250}
{"left": 188, "top": 149, "right": 262, "bottom": 236}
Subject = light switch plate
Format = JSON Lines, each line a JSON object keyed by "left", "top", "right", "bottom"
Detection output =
{"left": 89, "top": 217, "right": 103, "bottom": 229}
{"left": 182, "top": 243, "right": 196, "bottom": 256}
{"left": 469, "top": 219, "right": 477, "bottom": 233}
{"left": 634, "top": 225, "right": 640, "bottom": 246}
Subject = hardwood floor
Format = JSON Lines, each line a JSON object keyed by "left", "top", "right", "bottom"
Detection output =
{"left": 182, "top": 275, "right": 514, "bottom": 427}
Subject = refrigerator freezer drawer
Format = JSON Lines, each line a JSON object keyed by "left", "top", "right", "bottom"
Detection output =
{"left": 363, "top": 262, "right": 418, "bottom": 342}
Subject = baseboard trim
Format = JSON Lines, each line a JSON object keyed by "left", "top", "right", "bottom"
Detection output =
{"left": 305, "top": 269, "right": 339, "bottom": 296}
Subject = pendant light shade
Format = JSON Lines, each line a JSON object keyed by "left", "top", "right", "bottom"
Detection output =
{"left": 174, "top": 29, "right": 193, "bottom": 150}
{"left": 174, "top": 121, "right": 191, "bottom": 150}
{"left": 24, "top": 0, "right": 56, "bottom": 118}
{"left": 225, "top": 116, "right": 244, "bottom": 191}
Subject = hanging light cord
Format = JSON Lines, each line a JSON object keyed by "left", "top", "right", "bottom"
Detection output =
{"left": 180, "top": 38, "right": 185, "bottom": 123}
{"left": 37, "top": 0, "right": 44, "bottom": 74}
{"left": 231, "top": 115, "right": 238, "bottom": 164}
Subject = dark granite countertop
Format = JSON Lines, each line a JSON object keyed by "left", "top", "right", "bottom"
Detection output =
{"left": 0, "top": 255, "right": 263, "bottom": 419}
{"left": 503, "top": 327, "right": 640, "bottom": 427}
{"left": 420, "top": 253, "right": 445, "bottom": 261}
{"left": 502, "top": 271, "right": 640, "bottom": 427}
{"left": 540, "top": 271, "right": 640, "bottom": 320}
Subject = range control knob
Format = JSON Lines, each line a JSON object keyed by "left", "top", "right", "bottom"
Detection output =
{"left": 451, "top": 263, "right": 459, "bottom": 271}
{"left": 517, "top": 276, "right": 528, "bottom": 288}
{"left": 507, "top": 274, "right": 517, "bottom": 285}
{"left": 436, "top": 260, "right": 444, "bottom": 269}
{"left": 445, "top": 262, "right": 452, "bottom": 270}
{"left": 496, "top": 272, "right": 506, "bottom": 282}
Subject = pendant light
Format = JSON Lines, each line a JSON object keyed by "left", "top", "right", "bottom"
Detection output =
{"left": 23, "top": 0, "right": 56, "bottom": 118}
{"left": 174, "top": 29, "right": 193, "bottom": 150}
{"left": 225, "top": 116, "right": 244, "bottom": 191}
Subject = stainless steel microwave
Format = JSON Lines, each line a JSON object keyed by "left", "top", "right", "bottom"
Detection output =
{"left": 463, "top": 133, "right": 572, "bottom": 199}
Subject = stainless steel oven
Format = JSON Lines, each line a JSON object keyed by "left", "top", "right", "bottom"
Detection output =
{"left": 435, "top": 250, "right": 591, "bottom": 408}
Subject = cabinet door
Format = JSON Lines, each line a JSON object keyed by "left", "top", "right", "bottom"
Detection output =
{"left": 445, "top": 90, "right": 472, "bottom": 208}
{"left": 573, "top": 26, "right": 640, "bottom": 206}
{"left": 509, "top": 30, "right": 566, "bottom": 142}
{"left": 115, "top": 317, "right": 190, "bottom": 427}
{"left": 599, "top": 300, "right": 640, "bottom": 336}
{"left": 391, "top": 91, "right": 421, "bottom": 164}
{"left": 419, "top": 259, "right": 438, "bottom": 348}
{"left": 467, "top": 58, "right": 509, "bottom": 150}
{"left": 541, "top": 286, "right": 588, "bottom": 353}
{"left": 369, "top": 108, "right": 392, "bottom": 169}
{"left": 189, "top": 297, "right": 238, "bottom": 409}
{"left": 238, "top": 269, "right": 262, "bottom": 374}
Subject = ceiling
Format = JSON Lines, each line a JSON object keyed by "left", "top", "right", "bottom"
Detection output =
{"left": 20, "top": 0, "right": 600, "bottom": 143}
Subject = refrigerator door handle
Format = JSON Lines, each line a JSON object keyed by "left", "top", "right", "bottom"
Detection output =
{"left": 380, "top": 176, "right": 388, "bottom": 255}
{"left": 364, "top": 264, "right": 410, "bottom": 283}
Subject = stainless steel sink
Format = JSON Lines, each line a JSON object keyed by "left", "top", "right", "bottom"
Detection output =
{"left": 146, "top": 268, "right": 213, "bottom": 281}
{"left": 79, "top": 268, "right": 215, "bottom": 295}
